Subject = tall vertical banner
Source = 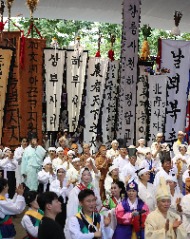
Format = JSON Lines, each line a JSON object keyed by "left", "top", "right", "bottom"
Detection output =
{"left": 102, "top": 60, "right": 119, "bottom": 146}
{"left": 161, "top": 40, "right": 190, "bottom": 146}
{"left": 44, "top": 49, "right": 65, "bottom": 131}
{"left": 118, "top": 0, "right": 141, "bottom": 144}
{"left": 19, "top": 38, "right": 46, "bottom": 144}
{"left": 66, "top": 50, "right": 88, "bottom": 132}
{"left": 135, "top": 66, "right": 148, "bottom": 142}
{"left": 148, "top": 75, "right": 167, "bottom": 145}
{"left": 84, "top": 57, "right": 108, "bottom": 153}
{"left": 0, "top": 48, "right": 13, "bottom": 143}
{"left": 1, "top": 32, "right": 21, "bottom": 148}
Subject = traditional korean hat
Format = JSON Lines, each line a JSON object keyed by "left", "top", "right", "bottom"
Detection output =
{"left": 128, "top": 145, "right": 137, "bottom": 158}
{"left": 72, "top": 157, "right": 80, "bottom": 163}
{"left": 178, "top": 131, "right": 186, "bottom": 136}
{"left": 28, "top": 132, "right": 38, "bottom": 141}
{"left": 156, "top": 132, "right": 163, "bottom": 138}
{"left": 118, "top": 138, "right": 127, "bottom": 149}
{"left": 126, "top": 180, "right": 138, "bottom": 192}
{"left": 56, "top": 165, "right": 67, "bottom": 173}
{"left": 109, "top": 164, "right": 119, "bottom": 173}
{"left": 43, "top": 157, "right": 52, "bottom": 167}
{"left": 138, "top": 138, "right": 145, "bottom": 144}
{"left": 156, "top": 177, "right": 171, "bottom": 201}
{"left": 67, "top": 150, "right": 75, "bottom": 156}
{"left": 56, "top": 147, "right": 63, "bottom": 154}
{"left": 111, "top": 140, "right": 119, "bottom": 145}
{"left": 166, "top": 175, "right": 178, "bottom": 183}
{"left": 48, "top": 147, "right": 56, "bottom": 152}
{"left": 2, "top": 147, "right": 10, "bottom": 156}
{"left": 144, "top": 147, "right": 151, "bottom": 154}
{"left": 136, "top": 167, "right": 150, "bottom": 177}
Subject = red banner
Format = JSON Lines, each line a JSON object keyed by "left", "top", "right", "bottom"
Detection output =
{"left": 0, "top": 32, "right": 21, "bottom": 148}
{"left": 19, "top": 38, "right": 46, "bottom": 145}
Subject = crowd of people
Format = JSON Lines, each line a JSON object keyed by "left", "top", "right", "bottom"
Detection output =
{"left": 0, "top": 130, "right": 190, "bottom": 239}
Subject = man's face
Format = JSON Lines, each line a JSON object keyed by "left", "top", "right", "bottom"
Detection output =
{"left": 178, "top": 134, "right": 184, "bottom": 141}
{"left": 80, "top": 194, "right": 96, "bottom": 214}
{"left": 50, "top": 198, "right": 62, "bottom": 214}
{"left": 59, "top": 139, "right": 66, "bottom": 148}
{"left": 162, "top": 161, "right": 172, "bottom": 172}
{"left": 119, "top": 148, "right": 127, "bottom": 157}
{"left": 157, "top": 136, "right": 163, "bottom": 143}
{"left": 157, "top": 198, "right": 171, "bottom": 213}
{"left": 49, "top": 150, "right": 56, "bottom": 158}
{"left": 31, "top": 138, "right": 37, "bottom": 147}
{"left": 129, "top": 156, "right": 137, "bottom": 165}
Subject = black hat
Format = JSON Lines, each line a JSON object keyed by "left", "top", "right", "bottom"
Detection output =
{"left": 117, "top": 138, "right": 127, "bottom": 149}
{"left": 28, "top": 132, "right": 38, "bottom": 142}
{"left": 128, "top": 145, "right": 137, "bottom": 157}
{"left": 24, "top": 191, "right": 38, "bottom": 206}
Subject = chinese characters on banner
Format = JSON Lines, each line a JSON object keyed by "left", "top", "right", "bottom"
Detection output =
{"left": 161, "top": 40, "right": 190, "bottom": 146}
{"left": 0, "top": 48, "right": 13, "bottom": 143}
{"left": 118, "top": 0, "right": 141, "bottom": 144}
{"left": 1, "top": 32, "right": 21, "bottom": 148}
{"left": 135, "top": 66, "right": 148, "bottom": 142}
{"left": 19, "top": 38, "right": 46, "bottom": 144}
{"left": 84, "top": 57, "right": 108, "bottom": 153}
{"left": 66, "top": 50, "right": 88, "bottom": 132}
{"left": 148, "top": 75, "right": 167, "bottom": 145}
{"left": 44, "top": 49, "right": 65, "bottom": 131}
{"left": 102, "top": 60, "right": 119, "bottom": 146}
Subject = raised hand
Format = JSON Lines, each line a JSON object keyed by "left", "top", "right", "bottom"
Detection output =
{"left": 104, "top": 213, "right": 111, "bottom": 227}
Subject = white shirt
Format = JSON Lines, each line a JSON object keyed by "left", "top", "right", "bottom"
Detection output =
{"left": 107, "top": 148, "right": 119, "bottom": 160}
{"left": 38, "top": 169, "right": 56, "bottom": 192}
{"left": 21, "top": 209, "right": 39, "bottom": 238}
{"left": 140, "top": 158, "right": 161, "bottom": 172}
{"left": 153, "top": 168, "right": 177, "bottom": 188}
{"left": 66, "top": 167, "right": 80, "bottom": 183}
{"left": 113, "top": 155, "right": 129, "bottom": 177}
{"left": 182, "top": 169, "right": 190, "bottom": 183}
{"left": 52, "top": 157, "right": 63, "bottom": 172}
{"left": 14, "top": 146, "right": 25, "bottom": 164}
{"left": 121, "top": 162, "right": 138, "bottom": 183}
{"left": 67, "top": 214, "right": 113, "bottom": 239}
{"left": 138, "top": 181, "right": 156, "bottom": 211}
{"left": 50, "top": 178, "right": 73, "bottom": 203}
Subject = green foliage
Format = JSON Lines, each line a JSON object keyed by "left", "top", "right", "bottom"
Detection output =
{"left": 9, "top": 17, "right": 190, "bottom": 58}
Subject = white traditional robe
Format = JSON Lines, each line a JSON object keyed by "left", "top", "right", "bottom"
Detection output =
{"left": 37, "top": 169, "right": 56, "bottom": 192}
{"left": 136, "top": 146, "right": 147, "bottom": 165}
{"left": 121, "top": 162, "right": 138, "bottom": 184}
{"left": 50, "top": 178, "right": 73, "bottom": 203}
{"left": 66, "top": 185, "right": 102, "bottom": 219}
{"left": 106, "top": 148, "right": 119, "bottom": 160}
{"left": 14, "top": 146, "right": 25, "bottom": 186}
{"left": 169, "top": 189, "right": 183, "bottom": 214}
{"left": 52, "top": 157, "right": 63, "bottom": 172}
{"left": 181, "top": 194, "right": 190, "bottom": 239}
{"left": 153, "top": 168, "right": 177, "bottom": 188}
{"left": 113, "top": 155, "right": 129, "bottom": 178}
{"left": 0, "top": 157, "right": 18, "bottom": 179}
{"left": 145, "top": 208, "right": 187, "bottom": 239}
{"left": 138, "top": 181, "right": 156, "bottom": 211}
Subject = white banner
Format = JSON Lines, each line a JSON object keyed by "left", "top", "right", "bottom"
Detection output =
{"left": 84, "top": 57, "right": 108, "bottom": 153}
{"left": 44, "top": 49, "right": 65, "bottom": 131}
{"left": 118, "top": 0, "right": 141, "bottom": 144}
{"left": 135, "top": 66, "right": 148, "bottom": 143}
{"left": 102, "top": 60, "right": 119, "bottom": 146}
{"left": 148, "top": 75, "right": 167, "bottom": 145}
{"left": 66, "top": 50, "right": 88, "bottom": 132}
{"left": 161, "top": 39, "right": 190, "bottom": 146}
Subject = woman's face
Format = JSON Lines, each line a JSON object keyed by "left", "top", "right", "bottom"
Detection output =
{"left": 57, "top": 169, "right": 66, "bottom": 180}
{"left": 127, "top": 189, "right": 137, "bottom": 201}
{"left": 140, "top": 172, "right": 150, "bottom": 182}
{"left": 82, "top": 170, "right": 91, "bottom": 184}
{"left": 44, "top": 163, "right": 52, "bottom": 172}
{"left": 167, "top": 180, "right": 176, "bottom": 191}
{"left": 111, "top": 168, "right": 119, "bottom": 177}
{"left": 111, "top": 183, "right": 121, "bottom": 198}
{"left": 57, "top": 151, "right": 64, "bottom": 158}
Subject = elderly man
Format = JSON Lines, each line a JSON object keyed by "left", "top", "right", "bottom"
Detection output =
{"left": 145, "top": 177, "right": 187, "bottom": 239}
{"left": 106, "top": 140, "right": 119, "bottom": 160}
{"left": 173, "top": 131, "right": 187, "bottom": 156}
